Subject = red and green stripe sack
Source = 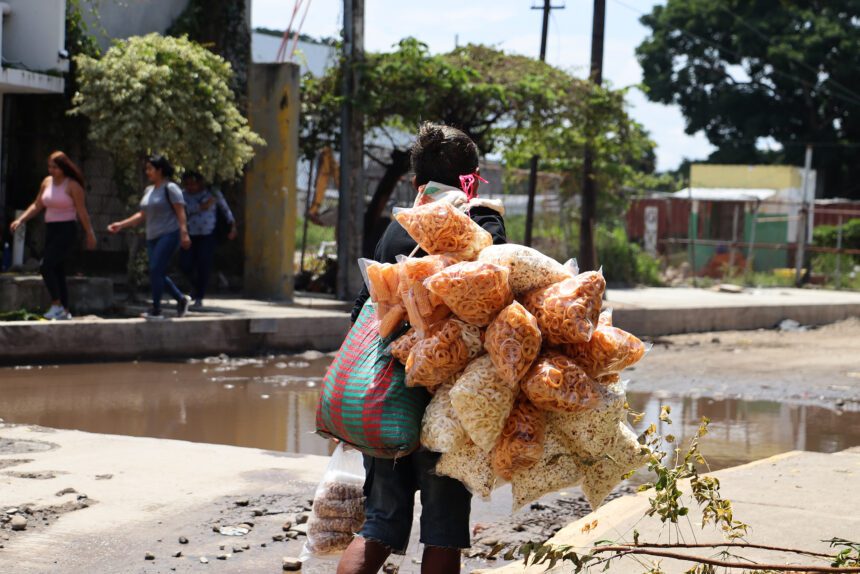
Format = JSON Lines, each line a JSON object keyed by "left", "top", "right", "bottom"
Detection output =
{"left": 316, "top": 300, "right": 430, "bottom": 458}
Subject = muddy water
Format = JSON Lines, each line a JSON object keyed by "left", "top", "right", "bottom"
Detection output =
{"left": 1, "top": 356, "right": 860, "bottom": 471}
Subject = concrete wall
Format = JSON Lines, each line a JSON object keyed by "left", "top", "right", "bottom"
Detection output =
{"left": 2, "top": 0, "right": 66, "bottom": 73}
{"left": 0, "top": 275, "right": 113, "bottom": 314}
{"left": 80, "top": 0, "right": 189, "bottom": 49}
{"left": 243, "top": 63, "right": 300, "bottom": 300}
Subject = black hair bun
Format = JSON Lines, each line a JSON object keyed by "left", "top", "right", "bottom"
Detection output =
{"left": 417, "top": 121, "right": 446, "bottom": 150}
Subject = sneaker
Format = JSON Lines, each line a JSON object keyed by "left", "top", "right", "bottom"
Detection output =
{"left": 56, "top": 310, "right": 73, "bottom": 321}
{"left": 43, "top": 305, "right": 64, "bottom": 320}
{"left": 190, "top": 299, "right": 204, "bottom": 311}
{"left": 141, "top": 309, "right": 166, "bottom": 321}
{"left": 176, "top": 296, "right": 190, "bottom": 318}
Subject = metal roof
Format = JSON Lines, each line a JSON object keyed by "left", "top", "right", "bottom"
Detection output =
{"left": 671, "top": 187, "right": 777, "bottom": 202}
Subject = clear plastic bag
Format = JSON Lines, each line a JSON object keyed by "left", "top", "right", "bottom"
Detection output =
{"left": 389, "top": 328, "right": 421, "bottom": 365}
{"left": 521, "top": 351, "right": 602, "bottom": 413}
{"left": 301, "top": 444, "right": 366, "bottom": 561}
{"left": 580, "top": 422, "right": 648, "bottom": 510}
{"left": 358, "top": 259, "right": 405, "bottom": 337}
{"left": 449, "top": 355, "right": 517, "bottom": 452}
{"left": 521, "top": 270, "right": 605, "bottom": 345}
{"left": 548, "top": 379, "right": 628, "bottom": 459}
{"left": 436, "top": 439, "right": 496, "bottom": 499}
{"left": 421, "top": 382, "right": 468, "bottom": 453}
{"left": 477, "top": 244, "right": 573, "bottom": 294}
{"left": 404, "top": 319, "right": 474, "bottom": 388}
{"left": 397, "top": 255, "right": 455, "bottom": 336}
{"left": 491, "top": 395, "right": 546, "bottom": 481}
{"left": 484, "top": 301, "right": 542, "bottom": 386}
{"left": 564, "top": 323, "right": 648, "bottom": 379}
{"left": 425, "top": 261, "right": 513, "bottom": 327}
{"left": 510, "top": 420, "right": 583, "bottom": 511}
{"left": 394, "top": 201, "right": 492, "bottom": 260}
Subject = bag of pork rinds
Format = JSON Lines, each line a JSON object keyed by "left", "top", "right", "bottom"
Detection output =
{"left": 424, "top": 261, "right": 513, "bottom": 327}
{"left": 522, "top": 269, "right": 606, "bottom": 345}
{"left": 358, "top": 259, "right": 406, "bottom": 338}
{"left": 491, "top": 394, "right": 546, "bottom": 481}
{"left": 300, "top": 443, "right": 365, "bottom": 562}
{"left": 316, "top": 300, "right": 430, "bottom": 458}
{"left": 393, "top": 202, "right": 492, "bottom": 261}
{"left": 396, "top": 254, "right": 455, "bottom": 336}
{"left": 404, "top": 318, "right": 483, "bottom": 388}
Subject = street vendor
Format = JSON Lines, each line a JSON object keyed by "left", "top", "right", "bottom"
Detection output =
{"left": 338, "top": 122, "right": 506, "bottom": 574}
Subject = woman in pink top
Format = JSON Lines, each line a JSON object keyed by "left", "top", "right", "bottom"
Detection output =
{"left": 9, "top": 151, "right": 97, "bottom": 320}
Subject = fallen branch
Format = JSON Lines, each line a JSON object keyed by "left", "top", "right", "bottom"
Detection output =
{"left": 627, "top": 542, "right": 833, "bottom": 560}
{"left": 590, "top": 545, "right": 860, "bottom": 572}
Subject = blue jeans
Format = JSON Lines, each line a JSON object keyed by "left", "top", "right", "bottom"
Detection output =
{"left": 179, "top": 233, "right": 217, "bottom": 302}
{"left": 360, "top": 449, "right": 472, "bottom": 554}
{"left": 146, "top": 230, "right": 184, "bottom": 312}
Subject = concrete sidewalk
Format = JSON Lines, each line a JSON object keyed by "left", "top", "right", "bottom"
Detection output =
{"left": 2, "top": 287, "right": 859, "bottom": 364}
{"left": 490, "top": 447, "right": 860, "bottom": 574}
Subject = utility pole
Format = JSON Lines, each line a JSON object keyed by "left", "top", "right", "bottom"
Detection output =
{"left": 579, "top": 0, "right": 605, "bottom": 271}
{"left": 794, "top": 144, "right": 813, "bottom": 287}
{"left": 337, "top": 0, "right": 366, "bottom": 300}
{"left": 524, "top": 0, "right": 563, "bottom": 247}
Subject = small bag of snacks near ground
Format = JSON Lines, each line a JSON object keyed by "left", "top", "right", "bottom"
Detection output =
{"left": 449, "top": 355, "right": 518, "bottom": 452}
{"left": 394, "top": 202, "right": 492, "bottom": 260}
{"left": 405, "top": 318, "right": 474, "bottom": 388}
{"left": 398, "top": 255, "right": 455, "bottom": 336}
{"left": 521, "top": 351, "right": 602, "bottom": 413}
{"left": 522, "top": 270, "right": 605, "bottom": 345}
{"left": 580, "top": 422, "right": 649, "bottom": 509}
{"left": 484, "top": 301, "right": 542, "bottom": 387}
{"left": 477, "top": 244, "right": 573, "bottom": 294}
{"left": 301, "top": 444, "right": 366, "bottom": 560}
{"left": 389, "top": 328, "right": 421, "bottom": 365}
{"left": 421, "top": 383, "right": 468, "bottom": 453}
{"left": 436, "top": 439, "right": 497, "bottom": 499}
{"left": 491, "top": 395, "right": 546, "bottom": 481}
{"left": 565, "top": 323, "right": 648, "bottom": 379}
{"left": 510, "top": 420, "right": 583, "bottom": 511}
{"left": 425, "top": 261, "right": 513, "bottom": 326}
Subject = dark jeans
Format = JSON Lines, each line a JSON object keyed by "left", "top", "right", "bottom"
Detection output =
{"left": 146, "top": 230, "right": 184, "bottom": 312}
{"left": 41, "top": 221, "right": 77, "bottom": 308}
{"left": 179, "top": 233, "right": 216, "bottom": 302}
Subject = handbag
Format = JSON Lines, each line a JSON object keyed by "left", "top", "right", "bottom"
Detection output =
{"left": 316, "top": 300, "right": 430, "bottom": 458}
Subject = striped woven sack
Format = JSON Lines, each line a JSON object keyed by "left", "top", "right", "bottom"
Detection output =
{"left": 316, "top": 300, "right": 431, "bottom": 458}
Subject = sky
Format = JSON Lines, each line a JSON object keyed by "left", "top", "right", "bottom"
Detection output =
{"left": 251, "top": 0, "right": 716, "bottom": 172}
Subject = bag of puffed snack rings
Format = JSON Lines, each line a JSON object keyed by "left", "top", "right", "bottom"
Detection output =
{"left": 491, "top": 394, "right": 546, "bottom": 481}
{"left": 421, "top": 382, "right": 468, "bottom": 453}
{"left": 484, "top": 301, "right": 541, "bottom": 386}
{"left": 394, "top": 202, "right": 492, "bottom": 261}
{"left": 522, "top": 270, "right": 605, "bottom": 345}
{"left": 358, "top": 259, "right": 405, "bottom": 338}
{"left": 388, "top": 328, "right": 421, "bottom": 365}
{"left": 425, "top": 261, "right": 513, "bottom": 327}
{"left": 478, "top": 244, "right": 573, "bottom": 294}
{"left": 521, "top": 351, "right": 602, "bottom": 413}
{"left": 510, "top": 419, "right": 583, "bottom": 511}
{"left": 405, "top": 318, "right": 482, "bottom": 388}
{"left": 449, "top": 355, "right": 518, "bottom": 452}
{"left": 397, "top": 255, "right": 455, "bottom": 336}
{"left": 300, "top": 443, "right": 365, "bottom": 561}
{"left": 565, "top": 320, "right": 648, "bottom": 379}
{"left": 436, "top": 440, "right": 497, "bottom": 499}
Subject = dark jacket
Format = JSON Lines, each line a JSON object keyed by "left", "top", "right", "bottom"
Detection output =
{"left": 350, "top": 205, "right": 507, "bottom": 323}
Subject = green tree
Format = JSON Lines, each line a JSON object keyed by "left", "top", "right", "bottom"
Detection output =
{"left": 71, "top": 33, "right": 263, "bottom": 191}
{"left": 636, "top": 0, "right": 860, "bottom": 198}
{"left": 301, "top": 38, "right": 657, "bottom": 255}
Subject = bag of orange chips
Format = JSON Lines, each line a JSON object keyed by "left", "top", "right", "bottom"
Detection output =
{"left": 521, "top": 270, "right": 605, "bottom": 345}
{"left": 425, "top": 261, "right": 513, "bottom": 327}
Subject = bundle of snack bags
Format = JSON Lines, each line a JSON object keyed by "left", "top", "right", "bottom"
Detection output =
{"left": 360, "top": 198, "right": 650, "bottom": 512}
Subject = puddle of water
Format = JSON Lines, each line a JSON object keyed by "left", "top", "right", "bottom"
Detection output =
{"left": 1, "top": 357, "right": 859, "bottom": 471}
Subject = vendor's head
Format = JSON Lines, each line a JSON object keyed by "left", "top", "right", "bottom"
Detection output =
{"left": 410, "top": 122, "right": 479, "bottom": 190}
{"left": 181, "top": 170, "right": 206, "bottom": 194}
{"left": 145, "top": 154, "right": 175, "bottom": 183}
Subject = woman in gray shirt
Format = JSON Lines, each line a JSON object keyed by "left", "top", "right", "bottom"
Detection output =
{"left": 107, "top": 155, "right": 191, "bottom": 320}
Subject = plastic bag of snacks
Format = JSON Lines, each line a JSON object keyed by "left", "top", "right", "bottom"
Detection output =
{"left": 394, "top": 202, "right": 492, "bottom": 260}
{"left": 358, "top": 259, "right": 406, "bottom": 337}
{"left": 548, "top": 380, "right": 627, "bottom": 458}
{"left": 484, "top": 301, "right": 542, "bottom": 386}
{"left": 301, "top": 444, "right": 365, "bottom": 560}
{"left": 580, "top": 422, "right": 648, "bottom": 509}
{"left": 397, "top": 255, "right": 455, "bottom": 336}
{"left": 425, "top": 261, "right": 513, "bottom": 327}
{"left": 449, "top": 355, "right": 518, "bottom": 452}
{"left": 405, "top": 319, "right": 475, "bottom": 388}
{"left": 522, "top": 270, "right": 605, "bottom": 345}
{"left": 421, "top": 383, "right": 468, "bottom": 453}
{"left": 510, "top": 420, "right": 583, "bottom": 511}
{"left": 389, "top": 328, "right": 421, "bottom": 365}
{"left": 521, "top": 351, "right": 602, "bottom": 413}
{"left": 565, "top": 324, "right": 648, "bottom": 379}
{"left": 491, "top": 395, "right": 546, "bottom": 481}
{"left": 477, "top": 244, "right": 573, "bottom": 294}
{"left": 436, "top": 440, "right": 496, "bottom": 499}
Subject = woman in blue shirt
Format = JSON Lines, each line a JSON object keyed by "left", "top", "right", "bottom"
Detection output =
{"left": 179, "top": 171, "right": 237, "bottom": 309}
